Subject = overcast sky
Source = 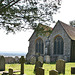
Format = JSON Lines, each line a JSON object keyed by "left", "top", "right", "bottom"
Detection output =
{"left": 0, "top": 0, "right": 75, "bottom": 54}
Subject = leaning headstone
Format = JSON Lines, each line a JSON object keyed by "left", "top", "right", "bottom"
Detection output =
{"left": 71, "top": 67, "right": 75, "bottom": 74}
{"left": 49, "top": 70, "right": 58, "bottom": 75}
{"left": 30, "top": 56, "right": 36, "bottom": 64}
{"left": 36, "top": 67, "right": 44, "bottom": 75}
{"left": 19, "top": 56, "right": 25, "bottom": 75}
{"left": 38, "top": 56, "right": 43, "bottom": 63}
{"left": 0, "top": 56, "right": 5, "bottom": 71}
{"left": 56, "top": 59, "right": 65, "bottom": 74}
{"left": 34, "top": 61, "right": 43, "bottom": 72}
{"left": 44, "top": 55, "right": 50, "bottom": 64}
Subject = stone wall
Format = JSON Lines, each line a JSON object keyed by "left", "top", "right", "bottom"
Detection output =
{"left": 49, "top": 22, "right": 71, "bottom": 62}
{"left": 26, "top": 32, "right": 47, "bottom": 63}
{"left": 5, "top": 56, "right": 20, "bottom": 64}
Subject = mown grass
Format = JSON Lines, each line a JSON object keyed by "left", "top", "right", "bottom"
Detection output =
{"left": 4, "top": 62, "right": 75, "bottom": 75}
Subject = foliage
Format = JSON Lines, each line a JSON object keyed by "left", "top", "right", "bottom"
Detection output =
{"left": 70, "top": 20, "right": 75, "bottom": 27}
{"left": 0, "top": 0, "right": 62, "bottom": 33}
{"left": 5, "top": 62, "right": 75, "bottom": 75}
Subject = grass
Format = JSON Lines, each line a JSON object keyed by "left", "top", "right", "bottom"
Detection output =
{"left": 3, "top": 62, "right": 75, "bottom": 75}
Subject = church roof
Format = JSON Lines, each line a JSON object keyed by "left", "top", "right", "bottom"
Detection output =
{"left": 58, "top": 20, "right": 75, "bottom": 40}
{"left": 29, "top": 24, "right": 52, "bottom": 41}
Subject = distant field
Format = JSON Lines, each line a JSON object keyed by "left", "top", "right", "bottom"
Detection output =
{"left": 4, "top": 62, "right": 75, "bottom": 75}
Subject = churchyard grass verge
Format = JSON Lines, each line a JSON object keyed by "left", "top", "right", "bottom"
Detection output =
{"left": 3, "top": 62, "right": 75, "bottom": 75}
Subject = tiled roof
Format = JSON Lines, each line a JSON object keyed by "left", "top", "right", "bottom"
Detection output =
{"left": 29, "top": 24, "right": 53, "bottom": 41}
{"left": 59, "top": 20, "right": 75, "bottom": 40}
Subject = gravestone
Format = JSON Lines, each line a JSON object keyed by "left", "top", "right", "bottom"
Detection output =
{"left": 0, "top": 56, "right": 5, "bottom": 71}
{"left": 44, "top": 55, "right": 50, "bottom": 64}
{"left": 36, "top": 67, "right": 44, "bottom": 75}
{"left": 38, "top": 56, "right": 43, "bottom": 63}
{"left": 49, "top": 70, "right": 58, "bottom": 75}
{"left": 9, "top": 68, "right": 13, "bottom": 75}
{"left": 2, "top": 72, "right": 8, "bottom": 75}
{"left": 56, "top": 59, "right": 65, "bottom": 74}
{"left": 34, "top": 61, "right": 43, "bottom": 72}
{"left": 71, "top": 67, "right": 75, "bottom": 74}
{"left": 15, "top": 56, "right": 20, "bottom": 63}
{"left": 19, "top": 56, "right": 25, "bottom": 75}
{"left": 30, "top": 56, "right": 36, "bottom": 64}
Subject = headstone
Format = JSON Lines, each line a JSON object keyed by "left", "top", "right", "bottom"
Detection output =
{"left": 19, "top": 56, "right": 25, "bottom": 75}
{"left": 44, "top": 55, "right": 50, "bottom": 64}
{"left": 15, "top": 56, "right": 20, "bottom": 63}
{"left": 71, "top": 67, "right": 75, "bottom": 74}
{"left": 49, "top": 70, "right": 58, "bottom": 75}
{"left": 56, "top": 59, "right": 65, "bottom": 74}
{"left": 2, "top": 72, "right": 8, "bottom": 75}
{"left": 38, "top": 56, "right": 43, "bottom": 63}
{"left": 36, "top": 67, "right": 44, "bottom": 75}
{"left": 0, "top": 56, "right": 5, "bottom": 71}
{"left": 30, "top": 56, "right": 36, "bottom": 64}
{"left": 9, "top": 68, "right": 13, "bottom": 75}
{"left": 34, "top": 61, "right": 43, "bottom": 72}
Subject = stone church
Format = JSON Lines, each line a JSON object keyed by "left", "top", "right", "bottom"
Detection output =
{"left": 26, "top": 20, "right": 75, "bottom": 62}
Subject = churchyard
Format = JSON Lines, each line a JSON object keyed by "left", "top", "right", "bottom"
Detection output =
{"left": 0, "top": 56, "right": 75, "bottom": 75}
{"left": 1, "top": 62, "right": 75, "bottom": 75}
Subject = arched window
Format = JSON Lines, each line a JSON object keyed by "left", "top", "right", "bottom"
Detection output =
{"left": 35, "top": 38, "right": 44, "bottom": 54}
{"left": 54, "top": 36, "right": 64, "bottom": 54}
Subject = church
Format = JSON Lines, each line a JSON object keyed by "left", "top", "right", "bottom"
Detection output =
{"left": 26, "top": 20, "right": 75, "bottom": 62}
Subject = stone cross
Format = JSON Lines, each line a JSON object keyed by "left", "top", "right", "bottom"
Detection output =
{"left": 36, "top": 67, "right": 44, "bottom": 75}
{"left": 9, "top": 68, "right": 13, "bottom": 75}
{"left": 49, "top": 70, "right": 58, "bottom": 75}
{"left": 20, "top": 56, "right": 25, "bottom": 75}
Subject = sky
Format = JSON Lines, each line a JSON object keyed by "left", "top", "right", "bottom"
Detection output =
{"left": 0, "top": 0, "right": 75, "bottom": 54}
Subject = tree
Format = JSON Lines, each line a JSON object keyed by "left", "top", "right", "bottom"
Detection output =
{"left": 70, "top": 20, "right": 75, "bottom": 27}
{"left": 0, "top": 0, "right": 62, "bottom": 33}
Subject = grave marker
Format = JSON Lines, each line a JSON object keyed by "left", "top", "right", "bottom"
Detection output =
{"left": 30, "top": 56, "right": 36, "bottom": 64}
{"left": 9, "top": 68, "right": 13, "bottom": 75}
{"left": 34, "top": 61, "right": 43, "bottom": 72}
{"left": 20, "top": 56, "right": 25, "bottom": 75}
{"left": 44, "top": 55, "right": 50, "bottom": 64}
{"left": 38, "top": 56, "right": 43, "bottom": 63}
{"left": 49, "top": 70, "right": 58, "bottom": 75}
{"left": 36, "top": 67, "right": 44, "bottom": 75}
{"left": 71, "top": 67, "right": 75, "bottom": 74}
{"left": 56, "top": 59, "right": 65, "bottom": 74}
{"left": 0, "top": 56, "right": 5, "bottom": 71}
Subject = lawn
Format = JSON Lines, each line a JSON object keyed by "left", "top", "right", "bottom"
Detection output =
{"left": 4, "top": 62, "right": 75, "bottom": 75}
